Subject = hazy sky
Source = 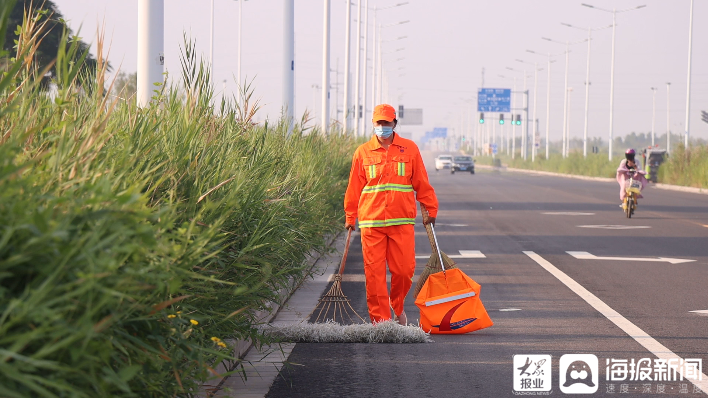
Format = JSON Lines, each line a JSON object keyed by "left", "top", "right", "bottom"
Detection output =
{"left": 54, "top": 0, "right": 707, "bottom": 142}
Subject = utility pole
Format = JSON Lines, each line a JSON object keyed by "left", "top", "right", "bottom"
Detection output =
{"left": 210, "top": 0, "right": 214, "bottom": 77}
{"left": 651, "top": 87, "right": 657, "bottom": 147}
{"left": 283, "top": 0, "right": 295, "bottom": 132}
{"left": 343, "top": 0, "right": 352, "bottom": 133}
{"left": 684, "top": 0, "right": 694, "bottom": 149}
{"left": 321, "top": 0, "right": 330, "bottom": 134}
{"left": 353, "top": 0, "right": 362, "bottom": 136}
{"left": 361, "top": 0, "right": 369, "bottom": 135}
{"left": 666, "top": 82, "right": 671, "bottom": 152}
{"left": 137, "top": 0, "right": 164, "bottom": 108}
{"left": 562, "top": 42, "right": 569, "bottom": 158}
{"left": 582, "top": 3, "right": 646, "bottom": 161}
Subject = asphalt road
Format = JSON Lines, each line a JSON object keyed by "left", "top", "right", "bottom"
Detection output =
{"left": 266, "top": 151, "right": 708, "bottom": 397}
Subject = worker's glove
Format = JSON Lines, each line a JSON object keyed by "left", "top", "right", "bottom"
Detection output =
{"left": 423, "top": 217, "right": 436, "bottom": 227}
{"left": 344, "top": 223, "right": 356, "bottom": 231}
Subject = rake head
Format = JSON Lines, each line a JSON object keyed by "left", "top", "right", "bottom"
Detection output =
{"left": 313, "top": 274, "right": 365, "bottom": 324}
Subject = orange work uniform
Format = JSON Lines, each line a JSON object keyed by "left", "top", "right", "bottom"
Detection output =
{"left": 344, "top": 133, "right": 438, "bottom": 323}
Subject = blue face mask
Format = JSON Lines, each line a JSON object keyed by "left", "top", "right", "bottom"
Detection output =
{"left": 374, "top": 125, "right": 394, "bottom": 138}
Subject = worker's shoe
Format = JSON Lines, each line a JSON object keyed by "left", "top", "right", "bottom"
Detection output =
{"left": 394, "top": 310, "right": 408, "bottom": 326}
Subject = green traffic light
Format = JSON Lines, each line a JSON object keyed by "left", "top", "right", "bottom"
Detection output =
{"left": 499, "top": 120, "right": 505, "bottom": 125}
{"left": 479, "top": 119, "right": 485, "bottom": 124}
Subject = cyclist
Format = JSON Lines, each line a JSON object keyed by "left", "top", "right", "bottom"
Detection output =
{"left": 616, "top": 148, "right": 648, "bottom": 208}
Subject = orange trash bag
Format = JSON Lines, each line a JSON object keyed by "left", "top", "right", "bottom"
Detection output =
{"left": 415, "top": 268, "right": 493, "bottom": 334}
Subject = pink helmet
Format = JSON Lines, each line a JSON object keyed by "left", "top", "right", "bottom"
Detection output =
{"left": 625, "top": 148, "right": 636, "bottom": 160}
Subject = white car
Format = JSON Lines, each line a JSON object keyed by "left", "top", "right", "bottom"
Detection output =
{"left": 434, "top": 154, "right": 453, "bottom": 172}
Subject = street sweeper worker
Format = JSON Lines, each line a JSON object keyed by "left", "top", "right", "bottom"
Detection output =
{"left": 344, "top": 104, "right": 439, "bottom": 325}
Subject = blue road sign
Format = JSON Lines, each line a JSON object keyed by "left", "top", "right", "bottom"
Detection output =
{"left": 491, "top": 143, "right": 498, "bottom": 155}
{"left": 477, "top": 88, "right": 511, "bottom": 112}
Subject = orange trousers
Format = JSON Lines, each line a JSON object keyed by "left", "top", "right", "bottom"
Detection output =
{"left": 360, "top": 224, "right": 416, "bottom": 323}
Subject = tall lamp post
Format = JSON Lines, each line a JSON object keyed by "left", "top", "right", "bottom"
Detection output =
{"left": 517, "top": 59, "right": 544, "bottom": 162}
{"left": 582, "top": 3, "right": 647, "bottom": 161}
{"left": 542, "top": 37, "right": 587, "bottom": 158}
{"left": 666, "top": 82, "right": 671, "bottom": 152}
{"left": 137, "top": 0, "right": 164, "bottom": 108}
{"left": 283, "top": 0, "right": 294, "bottom": 133}
{"left": 377, "top": 21, "right": 409, "bottom": 104}
{"left": 650, "top": 87, "right": 657, "bottom": 147}
{"left": 527, "top": 50, "right": 560, "bottom": 160}
{"left": 353, "top": 0, "right": 362, "bottom": 136}
{"left": 561, "top": 23, "right": 612, "bottom": 158}
{"left": 684, "top": 0, "right": 694, "bottom": 149}
{"left": 342, "top": 0, "right": 353, "bottom": 132}
{"left": 321, "top": 0, "right": 331, "bottom": 134}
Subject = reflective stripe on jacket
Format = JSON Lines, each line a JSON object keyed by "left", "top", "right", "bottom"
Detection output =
{"left": 344, "top": 134, "right": 438, "bottom": 227}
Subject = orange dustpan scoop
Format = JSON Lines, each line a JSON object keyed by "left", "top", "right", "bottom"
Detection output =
{"left": 415, "top": 268, "right": 493, "bottom": 334}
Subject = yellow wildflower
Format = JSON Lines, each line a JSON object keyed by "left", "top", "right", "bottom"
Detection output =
{"left": 211, "top": 337, "right": 221, "bottom": 342}
{"left": 176, "top": 311, "right": 182, "bottom": 314}
{"left": 217, "top": 342, "right": 227, "bottom": 348}
{"left": 167, "top": 314, "right": 176, "bottom": 319}
{"left": 190, "top": 319, "right": 199, "bottom": 326}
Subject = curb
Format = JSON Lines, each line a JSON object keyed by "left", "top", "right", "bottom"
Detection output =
{"left": 475, "top": 164, "right": 708, "bottom": 195}
{"left": 202, "top": 234, "right": 341, "bottom": 396}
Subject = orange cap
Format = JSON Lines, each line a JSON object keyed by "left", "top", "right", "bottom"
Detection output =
{"left": 372, "top": 104, "right": 397, "bottom": 122}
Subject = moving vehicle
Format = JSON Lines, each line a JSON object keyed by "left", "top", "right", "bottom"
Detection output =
{"left": 450, "top": 155, "right": 475, "bottom": 174}
{"left": 434, "top": 155, "right": 453, "bottom": 172}
{"left": 623, "top": 169, "right": 642, "bottom": 218}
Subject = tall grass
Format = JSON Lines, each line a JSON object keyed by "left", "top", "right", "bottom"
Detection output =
{"left": 475, "top": 152, "right": 618, "bottom": 178}
{"left": 0, "top": 5, "right": 357, "bottom": 397}
{"left": 658, "top": 144, "right": 708, "bottom": 188}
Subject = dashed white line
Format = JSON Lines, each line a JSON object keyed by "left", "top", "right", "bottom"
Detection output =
{"left": 524, "top": 251, "right": 708, "bottom": 395}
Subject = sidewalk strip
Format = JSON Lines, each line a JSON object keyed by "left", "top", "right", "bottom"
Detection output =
{"left": 523, "top": 251, "right": 708, "bottom": 394}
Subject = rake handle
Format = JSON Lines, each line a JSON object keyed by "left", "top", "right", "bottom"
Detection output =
{"left": 420, "top": 204, "right": 438, "bottom": 254}
{"left": 337, "top": 228, "right": 353, "bottom": 275}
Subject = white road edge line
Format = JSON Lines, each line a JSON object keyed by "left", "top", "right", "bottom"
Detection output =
{"left": 523, "top": 251, "right": 708, "bottom": 394}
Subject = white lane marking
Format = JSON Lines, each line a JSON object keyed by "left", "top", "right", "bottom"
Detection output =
{"left": 415, "top": 250, "right": 486, "bottom": 259}
{"left": 499, "top": 308, "right": 522, "bottom": 312}
{"left": 578, "top": 225, "right": 651, "bottom": 230}
{"left": 543, "top": 212, "right": 595, "bottom": 216}
{"left": 567, "top": 251, "right": 696, "bottom": 265}
{"left": 524, "top": 251, "right": 708, "bottom": 394}
{"left": 435, "top": 223, "right": 470, "bottom": 227}
{"left": 689, "top": 310, "right": 708, "bottom": 316}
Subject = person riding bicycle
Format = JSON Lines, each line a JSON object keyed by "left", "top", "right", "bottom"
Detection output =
{"left": 616, "top": 148, "right": 648, "bottom": 207}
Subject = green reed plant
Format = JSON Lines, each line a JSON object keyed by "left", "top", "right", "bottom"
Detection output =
{"left": 658, "top": 144, "right": 708, "bottom": 188}
{"left": 0, "top": 4, "right": 357, "bottom": 396}
{"left": 476, "top": 152, "right": 617, "bottom": 178}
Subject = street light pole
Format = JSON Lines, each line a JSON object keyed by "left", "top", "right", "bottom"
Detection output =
{"left": 361, "top": 0, "right": 369, "bottom": 135}
{"left": 651, "top": 87, "right": 657, "bottom": 147}
{"left": 210, "top": 0, "right": 214, "bottom": 77}
{"left": 517, "top": 59, "right": 543, "bottom": 162}
{"left": 238, "top": 0, "right": 243, "bottom": 90}
{"left": 371, "top": 7, "right": 377, "bottom": 109}
{"left": 343, "top": 0, "right": 352, "bottom": 132}
{"left": 684, "top": 0, "right": 694, "bottom": 149}
{"left": 582, "top": 3, "right": 646, "bottom": 161}
{"left": 562, "top": 23, "right": 612, "bottom": 158}
{"left": 666, "top": 82, "right": 671, "bottom": 152}
{"left": 562, "top": 42, "right": 569, "bottom": 157}
{"left": 353, "top": 0, "right": 362, "bottom": 136}
{"left": 321, "top": 0, "right": 330, "bottom": 134}
{"left": 137, "top": 0, "right": 164, "bottom": 108}
{"left": 283, "top": 0, "right": 295, "bottom": 132}
{"left": 543, "top": 37, "right": 587, "bottom": 158}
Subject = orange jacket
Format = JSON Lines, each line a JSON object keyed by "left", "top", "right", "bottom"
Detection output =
{"left": 344, "top": 134, "right": 438, "bottom": 228}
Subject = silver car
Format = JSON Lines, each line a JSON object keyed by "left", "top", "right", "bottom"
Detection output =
{"left": 434, "top": 155, "right": 453, "bottom": 172}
